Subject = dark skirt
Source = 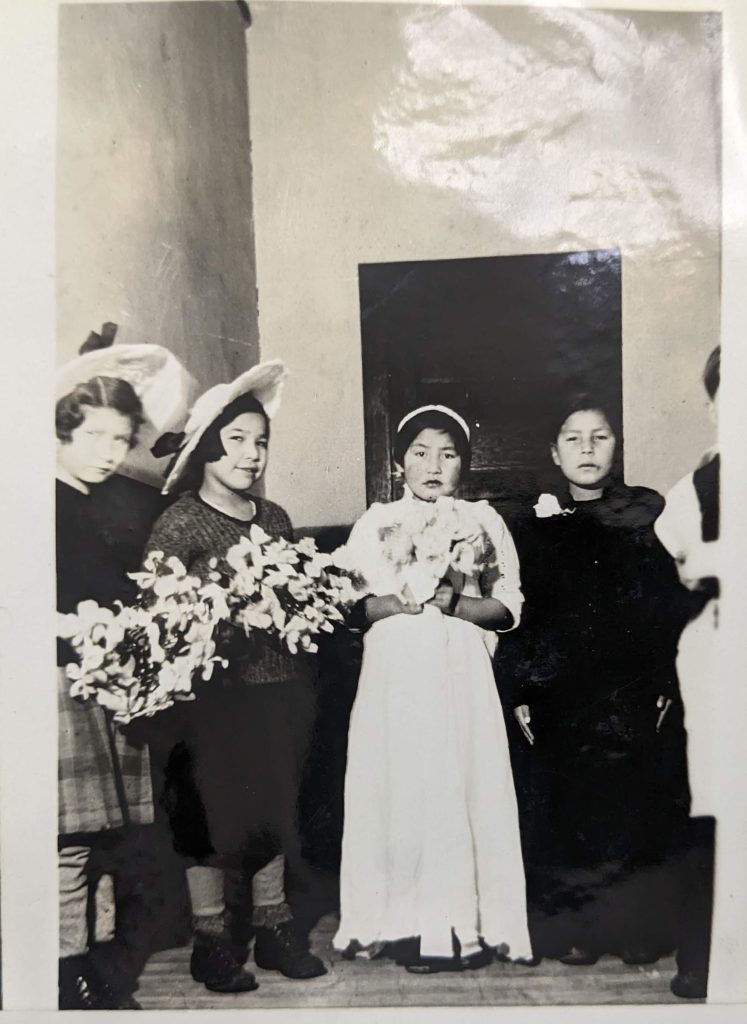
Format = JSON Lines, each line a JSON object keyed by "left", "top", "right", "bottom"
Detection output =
{"left": 528, "top": 698, "right": 687, "bottom": 864}
{"left": 157, "top": 677, "right": 316, "bottom": 870}
{"left": 513, "top": 689, "right": 690, "bottom": 955}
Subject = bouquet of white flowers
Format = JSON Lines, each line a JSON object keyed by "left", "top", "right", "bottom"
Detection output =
{"left": 57, "top": 534, "right": 361, "bottom": 721}
{"left": 375, "top": 496, "right": 495, "bottom": 603}
{"left": 220, "top": 525, "right": 360, "bottom": 654}
{"left": 57, "top": 551, "right": 230, "bottom": 723}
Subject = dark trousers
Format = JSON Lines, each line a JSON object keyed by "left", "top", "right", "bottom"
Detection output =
{"left": 675, "top": 816, "right": 715, "bottom": 983}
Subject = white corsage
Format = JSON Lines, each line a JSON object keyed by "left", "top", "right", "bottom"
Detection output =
{"left": 533, "top": 493, "right": 574, "bottom": 519}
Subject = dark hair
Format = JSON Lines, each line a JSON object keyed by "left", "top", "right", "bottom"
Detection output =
{"left": 703, "top": 346, "right": 720, "bottom": 400}
{"left": 56, "top": 375, "right": 144, "bottom": 447}
{"left": 546, "top": 391, "right": 623, "bottom": 488}
{"left": 179, "top": 391, "right": 270, "bottom": 491}
{"left": 393, "top": 408, "right": 471, "bottom": 471}
{"left": 549, "top": 392, "right": 620, "bottom": 442}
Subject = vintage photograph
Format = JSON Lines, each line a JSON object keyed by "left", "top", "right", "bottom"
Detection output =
{"left": 44, "top": 0, "right": 732, "bottom": 1011}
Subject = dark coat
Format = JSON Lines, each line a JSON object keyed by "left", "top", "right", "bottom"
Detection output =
{"left": 57, "top": 476, "right": 163, "bottom": 835}
{"left": 495, "top": 483, "right": 693, "bottom": 955}
{"left": 496, "top": 483, "right": 691, "bottom": 867}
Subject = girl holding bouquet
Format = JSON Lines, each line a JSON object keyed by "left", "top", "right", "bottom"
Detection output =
{"left": 334, "top": 405, "right": 532, "bottom": 973}
{"left": 146, "top": 361, "right": 326, "bottom": 994}
{"left": 56, "top": 336, "right": 187, "bottom": 1009}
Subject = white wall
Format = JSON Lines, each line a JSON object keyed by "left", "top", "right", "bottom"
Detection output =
{"left": 57, "top": 1, "right": 260, "bottom": 430}
{"left": 248, "top": 2, "right": 720, "bottom": 527}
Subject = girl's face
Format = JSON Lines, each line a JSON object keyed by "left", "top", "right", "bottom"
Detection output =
{"left": 551, "top": 409, "right": 616, "bottom": 495}
{"left": 401, "top": 427, "right": 462, "bottom": 502}
{"left": 202, "top": 412, "right": 268, "bottom": 494}
{"left": 57, "top": 406, "right": 133, "bottom": 488}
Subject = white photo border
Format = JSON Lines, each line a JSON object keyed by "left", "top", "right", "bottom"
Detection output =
{"left": 1, "top": 0, "right": 745, "bottom": 1018}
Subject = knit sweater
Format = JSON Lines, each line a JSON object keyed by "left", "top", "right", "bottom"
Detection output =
{"left": 145, "top": 491, "right": 313, "bottom": 687}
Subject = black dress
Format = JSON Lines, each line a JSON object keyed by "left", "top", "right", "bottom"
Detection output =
{"left": 496, "top": 483, "right": 691, "bottom": 957}
{"left": 56, "top": 473, "right": 166, "bottom": 991}
{"left": 57, "top": 475, "right": 165, "bottom": 834}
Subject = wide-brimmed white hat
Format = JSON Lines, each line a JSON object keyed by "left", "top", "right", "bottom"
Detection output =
{"left": 56, "top": 339, "right": 193, "bottom": 435}
{"left": 158, "top": 359, "right": 287, "bottom": 494}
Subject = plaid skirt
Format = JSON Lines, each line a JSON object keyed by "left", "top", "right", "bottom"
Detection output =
{"left": 58, "top": 667, "right": 154, "bottom": 835}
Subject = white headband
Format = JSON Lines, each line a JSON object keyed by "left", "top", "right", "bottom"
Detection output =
{"left": 396, "top": 404, "right": 471, "bottom": 442}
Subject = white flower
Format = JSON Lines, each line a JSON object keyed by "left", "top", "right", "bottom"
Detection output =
{"left": 129, "top": 550, "right": 165, "bottom": 589}
{"left": 288, "top": 576, "right": 313, "bottom": 602}
{"left": 239, "top": 602, "right": 274, "bottom": 632}
{"left": 264, "top": 566, "right": 295, "bottom": 588}
{"left": 248, "top": 523, "right": 271, "bottom": 546}
{"left": 295, "top": 536, "right": 319, "bottom": 558}
{"left": 533, "top": 493, "right": 574, "bottom": 518}
{"left": 226, "top": 536, "right": 263, "bottom": 574}
{"left": 157, "top": 658, "right": 194, "bottom": 695}
{"left": 94, "top": 687, "right": 131, "bottom": 718}
{"left": 265, "top": 540, "right": 300, "bottom": 566}
{"left": 451, "top": 538, "right": 477, "bottom": 576}
{"left": 197, "top": 583, "right": 230, "bottom": 621}
{"left": 328, "top": 545, "right": 356, "bottom": 572}
{"left": 130, "top": 550, "right": 190, "bottom": 592}
{"left": 302, "top": 555, "right": 327, "bottom": 580}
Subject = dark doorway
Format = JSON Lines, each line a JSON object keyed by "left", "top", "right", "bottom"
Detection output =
{"left": 359, "top": 249, "right": 622, "bottom": 521}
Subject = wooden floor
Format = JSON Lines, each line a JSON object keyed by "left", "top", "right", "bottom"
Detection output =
{"left": 136, "top": 913, "right": 688, "bottom": 1009}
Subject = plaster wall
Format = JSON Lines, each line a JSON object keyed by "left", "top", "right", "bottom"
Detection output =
{"left": 248, "top": 2, "right": 720, "bottom": 527}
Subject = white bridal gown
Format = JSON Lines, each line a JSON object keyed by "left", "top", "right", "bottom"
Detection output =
{"left": 334, "top": 492, "right": 532, "bottom": 960}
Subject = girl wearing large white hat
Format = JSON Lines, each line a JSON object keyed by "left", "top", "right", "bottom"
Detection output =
{"left": 56, "top": 330, "right": 191, "bottom": 1009}
{"left": 146, "top": 361, "right": 326, "bottom": 994}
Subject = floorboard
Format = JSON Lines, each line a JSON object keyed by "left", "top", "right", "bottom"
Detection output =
{"left": 135, "top": 912, "right": 689, "bottom": 1009}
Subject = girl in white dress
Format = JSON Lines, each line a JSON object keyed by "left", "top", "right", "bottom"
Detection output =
{"left": 334, "top": 405, "right": 532, "bottom": 973}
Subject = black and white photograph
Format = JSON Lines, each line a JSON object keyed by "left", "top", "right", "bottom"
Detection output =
{"left": 2, "top": 0, "right": 747, "bottom": 1015}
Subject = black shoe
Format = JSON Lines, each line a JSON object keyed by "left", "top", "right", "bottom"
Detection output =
{"left": 559, "top": 946, "right": 599, "bottom": 966}
{"left": 670, "top": 971, "right": 707, "bottom": 999}
{"left": 405, "top": 946, "right": 494, "bottom": 975}
{"left": 390, "top": 937, "right": 422, "bottom": 967}
{"left": 405, "top": 955, "right": 464, "bottom": 975}
{"left": 89, "top": 940, "right": 144, "bottom": 1008}
{"left": 59, "top": 956, "right": 101, "bottom": 1011}
{"left": 190, "top": 935, "right": 259, "bottom": 993}
{"left": 253, "top": 921, "right": 327, "bottom": 979}
{"left": 59, "top": 955, "right": 140, "bottom": 1010}
{"left": 462, "top": 946, "right": 496, "bottom": 970}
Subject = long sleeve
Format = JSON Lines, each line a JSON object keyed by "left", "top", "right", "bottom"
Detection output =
{"left": 144, "top": 503, "right": 195, "bottom": 567}
{"left": 342, "top": 503, "right": 403, "bottom": 597}
{"left": 476, "top": 503, "right": 523, "bottom": 631}
{"left": 142, "top": 493, "right": 313, "bottom": 689}
{"left": 655, "top": 473, "right": 697, "bottom": 569}
{"left": 655, "top": 473, "right": 718, "bottom": 635}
